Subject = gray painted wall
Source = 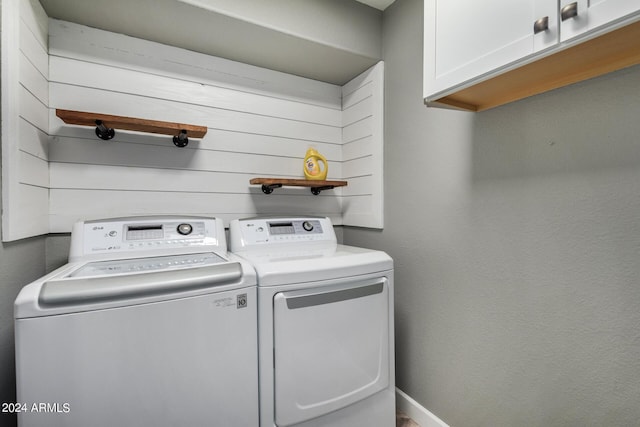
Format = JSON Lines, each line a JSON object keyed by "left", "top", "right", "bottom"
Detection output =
{"left": 0, "top": 167, "right": 47, "bottom": 427}
{"left": 343, "top": 0, "right": 640, "bottom": 425}
{"left": 0, "top": 238, "right": 46, "bottom": 427}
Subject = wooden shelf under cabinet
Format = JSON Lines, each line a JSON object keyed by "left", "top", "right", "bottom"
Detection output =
{"left": 250, "top": 178, "right": 348, "bottom": 195}
{"left": 429, "top": 20, "right": 640, "bottom": 112}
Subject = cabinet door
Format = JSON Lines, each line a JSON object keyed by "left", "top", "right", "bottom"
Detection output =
{"left": 424, "top": 0, "right": 558, "bottom": 99}
{"left": 560, "top": 0, "right": 640, "bottom": 41}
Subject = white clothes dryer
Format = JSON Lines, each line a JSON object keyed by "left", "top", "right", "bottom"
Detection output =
{"left": 15, "top": 216, "right": 258, "bottom": 427}
{"left": 229, "top": 216, "right": 395, "bottom": 427}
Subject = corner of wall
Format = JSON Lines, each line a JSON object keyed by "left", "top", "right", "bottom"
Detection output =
{"left": 341, "top": 61, "right": 385, "bottom": 229}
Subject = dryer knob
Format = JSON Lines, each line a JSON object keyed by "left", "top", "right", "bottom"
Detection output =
{"left": 302, "top": 221, "right": 314, "bottom": 232}
{"left": 177, "top": 223, "right": 193, "bottom": 235}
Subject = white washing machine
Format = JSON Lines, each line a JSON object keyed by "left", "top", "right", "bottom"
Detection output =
{"left": 14, "top": 216, "right": 258, "bottom": 427}
{"left": 229, "top": 216, "right": 395, "bottom": 427}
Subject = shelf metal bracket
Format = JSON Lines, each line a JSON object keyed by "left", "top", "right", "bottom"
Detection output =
{"left": 261, "top": 184, "right": 283, "bottom": 194}
{"left": 310, "top": 185, "right": 335, "bottom": 195}
{"left": 94, "top": 120, "right": 115, "bottom": 140}
{"left": 173, "top": 130, "right": 189, "bottom": 147}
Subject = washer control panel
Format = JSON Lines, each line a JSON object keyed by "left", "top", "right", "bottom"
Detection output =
{"left": 69, "top": 216, "right": 225, "bottom": 261}
{"left": 229, "top": 217, "right": 336, "bottom": 250}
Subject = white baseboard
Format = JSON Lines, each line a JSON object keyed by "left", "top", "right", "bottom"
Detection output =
{"left": 396, "top": 388, "right": 450, "bottom": 427}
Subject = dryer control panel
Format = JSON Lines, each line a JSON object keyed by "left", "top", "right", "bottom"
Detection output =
{"left": 229, "top": 217, "right": 336, "bottom": 250}
{"left": 69, "top": 216, "right": 226, "bottom": 262}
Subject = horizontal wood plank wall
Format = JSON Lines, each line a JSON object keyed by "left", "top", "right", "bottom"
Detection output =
{"left": 1, "top": 0, "right": 49, "bottom": 241}
{"left": 48, "top": 20, "right": 346, "bottom": 232}
{"left": 341, "top": 62, "right": 384, "bottom": 228}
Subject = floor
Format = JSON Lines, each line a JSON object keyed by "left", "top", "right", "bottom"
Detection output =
{"left": 396, "top": 410, "right": 420, "bottom": 427}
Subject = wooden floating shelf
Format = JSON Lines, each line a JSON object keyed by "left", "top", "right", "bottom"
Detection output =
{"left": 56, "top": 109, "right": 207, "bottom": 146}
{"left": 250, "top": 178, "right": 348, "bottom": 195}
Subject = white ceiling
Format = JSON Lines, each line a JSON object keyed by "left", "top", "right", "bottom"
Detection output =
{"left": 355, "top": 0, "right": 396, "bottom": 10}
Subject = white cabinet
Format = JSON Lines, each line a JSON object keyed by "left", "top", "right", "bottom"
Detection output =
{"left": 424, "top": 0, "right": 558, "bottom": 99}
{"left": 561, "top": 0, "right": 640, "bottom": 41}
{"left": 424, "top": 0, "right": 640, "bottom": 111}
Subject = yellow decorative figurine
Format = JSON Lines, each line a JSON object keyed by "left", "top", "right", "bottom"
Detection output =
{"left": 303, "top": 148, "right": 328, "bottom": 180}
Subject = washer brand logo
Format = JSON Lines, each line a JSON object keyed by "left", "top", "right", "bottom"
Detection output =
{"left": 213, "top": 297, "right": 233, "bottom": 307}
{"left": 237, "top": 293, "right": 248, "bottom": 309}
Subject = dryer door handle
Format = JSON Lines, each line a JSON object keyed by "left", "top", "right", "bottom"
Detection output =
{"left": 39, "top": 262, "right": 243, "bottom": 307}
{"left": 283, "top": 281, "right": 384, "bottom": 310}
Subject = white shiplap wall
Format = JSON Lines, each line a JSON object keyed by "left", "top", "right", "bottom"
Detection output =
{"left": 47, "top": 20, "right": 348, "bottom": 232}
{"left": 342, "top": 62, "right": 384, "bottom": 228}
{"left": 1, "top": 0, "right": 49, "bottom": 241}
{"left": 3, "top": 16, "right": 384, "bottom": 239}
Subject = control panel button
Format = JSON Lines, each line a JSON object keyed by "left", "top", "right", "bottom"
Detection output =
{"left": 302, "top": 221, "right": 314, "bottom": 232}
{"left": 177, "top": 223, "right": 193, "bottom": 236}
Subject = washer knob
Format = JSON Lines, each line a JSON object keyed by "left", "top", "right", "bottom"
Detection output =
{"left": 302, "top": 221, "right": 314, "bottom": 232}
{"left": 177, "top": 223, "right": 193, "bottom": 235}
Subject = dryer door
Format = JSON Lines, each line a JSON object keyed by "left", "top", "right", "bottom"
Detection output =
{"left": 273, "top": 278, "right": 390, "bottom": 426}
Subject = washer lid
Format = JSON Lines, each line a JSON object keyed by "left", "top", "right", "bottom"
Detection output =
{"left": 234, "top": 244, "right": 392, "bottom": 286}
{"left": 39, "top": 261, "right": 243, "bottom": 308}
{"left": 14, "top": 252, "right": 257, "bottom": 319}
